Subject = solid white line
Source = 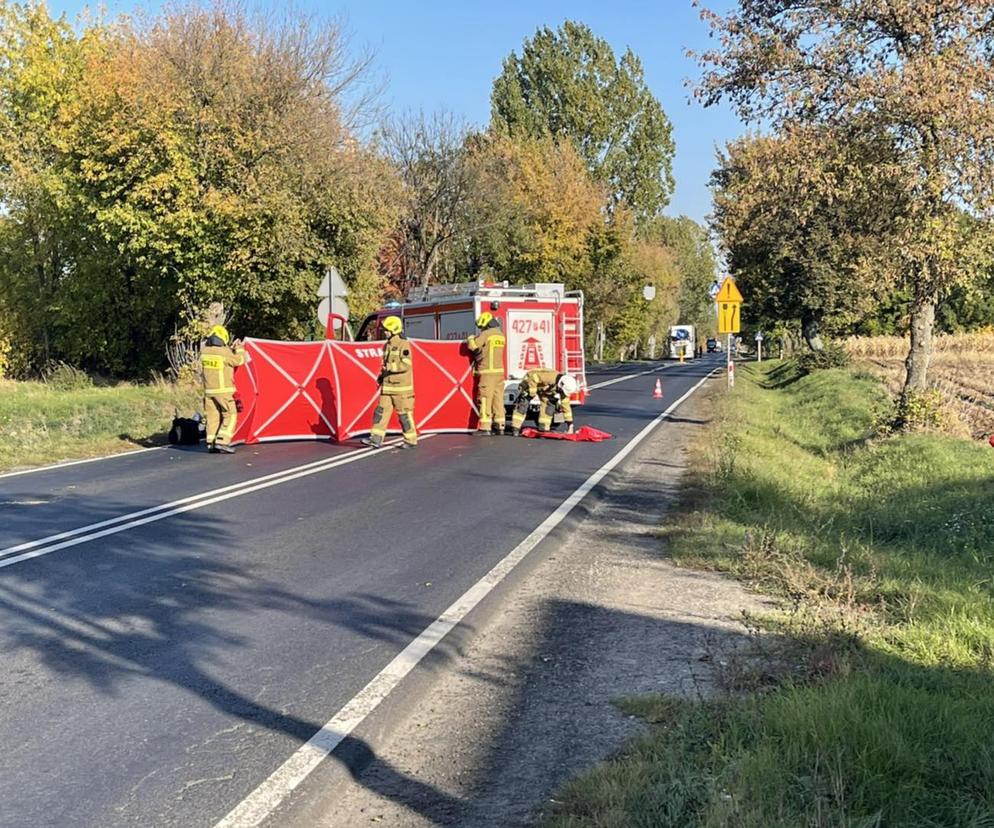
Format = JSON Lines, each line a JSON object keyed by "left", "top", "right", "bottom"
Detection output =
{"left": 0, "top": 446, "right": 166, "bottom": 482}
{"left": 0, "top": 437, "right": 431, "bottom": 571}
{"left": 0, "top": 451, "right": 365, "bottom": 560}
{"left": 213, "top": 368, "right": 718, "bottom": 828}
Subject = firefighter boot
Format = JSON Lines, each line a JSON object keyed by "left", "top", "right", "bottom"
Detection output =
{"left": 217, "top": 444, "right": 236, "bottom": 454}
{"left": 360, "top": 436, "right": 384, "bottom": 448}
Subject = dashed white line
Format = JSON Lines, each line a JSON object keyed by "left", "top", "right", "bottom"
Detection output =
{"left": 586, "top": 364, "right": 666, "bottom": 391}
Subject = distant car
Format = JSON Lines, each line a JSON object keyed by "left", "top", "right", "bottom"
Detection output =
{"left": 706, "top": 338, "right": 718, "bottom": 353}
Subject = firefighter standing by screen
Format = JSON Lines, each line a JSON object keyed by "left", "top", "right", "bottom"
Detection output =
{"left": 361, "top": 315, "right": 418, "bottom": 450}
{"left": 201, "top": 325, "right": 245, "bottom": 454}
{"left": 466, "top": 312, "right": 506, "bottom": 435}
{"left": 510, "top": 369, "right": 578, "bottom": 436}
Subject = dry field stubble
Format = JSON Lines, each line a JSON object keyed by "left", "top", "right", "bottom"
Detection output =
{"left": 843, "top": 333, "right": 994, "bottom": 439}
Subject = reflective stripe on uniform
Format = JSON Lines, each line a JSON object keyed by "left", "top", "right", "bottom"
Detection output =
{"left": 205, "top": 387, "right": 235, "bottom": 395}
{"left": 383, "top": 385, "right": 413, "bottom": 394}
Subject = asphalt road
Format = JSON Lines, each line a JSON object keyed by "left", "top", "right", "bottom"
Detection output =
{"left": 0, "top": 357, "right": 719, "bottom": 828}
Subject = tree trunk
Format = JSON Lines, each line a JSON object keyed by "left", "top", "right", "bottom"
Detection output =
{"left": 901, "top": 295, "right": 935, "bottom": 397}
{"left": 801, "top": 310, "right": 824, "bottom": 351}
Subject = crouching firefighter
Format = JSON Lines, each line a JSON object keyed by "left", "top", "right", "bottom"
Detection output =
{"left": 510, "top": 370, "right": 579, "bottom": 436}
{"left": 361, "top": 315, "right": 418, "bottom": 450}
{"left": 201, "top": 325, "right": 245, "bottom": 454}
{"left": 466, "top": 312, "right": 506, "bottom": 435}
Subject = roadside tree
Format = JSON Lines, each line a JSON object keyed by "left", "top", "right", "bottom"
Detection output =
{"left": 711, "top": 128, "right": 906, "bottom": 350}
{"left": 696, "top": 0, "right": 994, "bottom": 410}
{"left": 491, "top": 20, "right": 674, "bottom": 223}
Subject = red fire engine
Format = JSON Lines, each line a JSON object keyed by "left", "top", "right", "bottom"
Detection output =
{"left": 355, "top": 280, "right": 587, "bottom": 408}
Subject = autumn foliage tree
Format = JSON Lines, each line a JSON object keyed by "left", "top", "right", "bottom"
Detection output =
{"left": 0, "top": 2, "right": 399, "bottom": 376}
{"left": 711, "top": 128, "right": 907, "bottom": 350}
{"left": 697, "top": 0, "right": 994, "bottom": 410}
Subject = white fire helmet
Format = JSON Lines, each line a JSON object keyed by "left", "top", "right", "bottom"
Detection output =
{"left": 558, "top": 374, "right": 579, "bottom": 396}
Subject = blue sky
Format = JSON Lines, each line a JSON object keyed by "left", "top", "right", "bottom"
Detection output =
{"left": 50, "top": 0, "right": 744, "bottom": 224}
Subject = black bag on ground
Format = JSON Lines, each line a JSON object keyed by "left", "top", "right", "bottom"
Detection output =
{"left": 168, "top": 417, "right": 202, "bottom": 445}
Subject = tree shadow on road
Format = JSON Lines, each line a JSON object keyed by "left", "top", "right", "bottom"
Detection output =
{"left": 0, "top": 497, "right": 463, "bottom": 825}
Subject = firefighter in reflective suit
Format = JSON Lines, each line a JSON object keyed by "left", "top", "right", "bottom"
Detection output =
{"left": 361, "top": 315, "right": 418, "bottom": 449}
{"left": 510, "top": 370, "right": 578, "bottom": 436}
{"left": 466, "top": 312, "right": 506, "bottom": 435}
{"left": 201, "top": 325, "right": 245, "bottom": 454}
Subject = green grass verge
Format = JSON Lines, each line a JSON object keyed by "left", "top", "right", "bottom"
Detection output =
{"left": 0, "top": 379, "right": 200, "bottom": 472}
{"left": 545, "top": 362, "right": 994, "bottom": 827}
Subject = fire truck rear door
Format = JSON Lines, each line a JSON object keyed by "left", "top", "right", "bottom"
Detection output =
{"left": 506, "top": 308, "right": 556, "bottom": 379}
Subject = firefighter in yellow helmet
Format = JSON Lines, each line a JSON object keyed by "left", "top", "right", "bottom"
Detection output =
{"left": 201, "top": 325, "right": 245, "bottom": 454}
{"left": 466, "top": 311, "right": 506, "bottom": 435}
{"left": 361, "top": 315, "right": 418, "bottom": 449}
{"left": 510, "top": 370, "right": 578, "bottom": 436}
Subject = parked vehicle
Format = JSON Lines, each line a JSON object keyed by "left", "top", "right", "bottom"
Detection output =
{"left": 668, "top": 325, "right": 697, "bottom": 360}
{"left": 356, "top": 280, "right": 587, "bottom": 407}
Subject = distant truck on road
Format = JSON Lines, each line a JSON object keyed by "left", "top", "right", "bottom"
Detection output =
{"left": 668, "top": 325, "right": 697, "bottom": 360}
{"left": 356, "top": 280, "right": 587, "bottom": 408}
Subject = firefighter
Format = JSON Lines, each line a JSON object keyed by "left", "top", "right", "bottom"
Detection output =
{"left": 361, "top": 315, "right": 418, "bottom": 449}
{"left": 466, "top": 312, "right": 506, "bottom": 435}
{"left": 201, "top": 325, "right": 245, "bottom": 454}
{"left": 510, "top": 369, "right": 578, "bottom": 436}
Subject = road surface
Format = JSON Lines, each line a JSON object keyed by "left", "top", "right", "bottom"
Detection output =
{"left": 0, "top": 358, "right": 718, "bottom": 827}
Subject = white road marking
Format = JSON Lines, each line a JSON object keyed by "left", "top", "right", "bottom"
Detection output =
{"left": 213, "top": 368, "right": 718, "bottom": 828}
{"left": 586, "top": 364, "right": 667, "bottom": 391}
{"left": 0, "top": 446, "right": 166, "bottom": 482}
{"left": 1, "top": 451, "right": 365, "bottom": 560}
{"left": 0, "top": 438, "right": 430, "bottom": 571}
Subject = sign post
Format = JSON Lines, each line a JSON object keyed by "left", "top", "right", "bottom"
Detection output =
{"left": 317, "top": 266, "right": 349, "bottom": 339}
{"left": 755, "top": 330, "right": 764, "bottom": 363}
{"left": 715, "top": 277, "right": 743, "bottom": 390}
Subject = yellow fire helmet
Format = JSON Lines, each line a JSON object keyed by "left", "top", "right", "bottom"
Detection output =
{"left": 382, "top": 315, "right": 403, "bottom": 335}
{"left": 210, "top": 324, "right": 230, "bottom": 345}
{"left": 476, "top": 311, "right": 493, "bottom": 328}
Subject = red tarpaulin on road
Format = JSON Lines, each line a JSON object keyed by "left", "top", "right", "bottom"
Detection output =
{"left": 231, "top": 338, "right": 479, "bottom": 444}
{"left": 520, "top": 426, "right": 613, "bottom": 442}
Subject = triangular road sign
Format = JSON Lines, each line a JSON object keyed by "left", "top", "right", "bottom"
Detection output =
{"left": 716, "top": 277, "right": 743, "bottom": 304}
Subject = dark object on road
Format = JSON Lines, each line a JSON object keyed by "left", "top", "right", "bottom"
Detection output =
{"left": 520, "top": 425, "right": 613, "bottom": 442}
{"left": 168, "top": 417, "right": 201, "bottom": 446}
{"left": 706, "top": 338, "right": 718, "bottom": 353}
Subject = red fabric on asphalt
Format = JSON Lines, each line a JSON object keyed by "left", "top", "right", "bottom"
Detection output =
{"left": 520, "top": 425, "right": 613, "bottom": 442}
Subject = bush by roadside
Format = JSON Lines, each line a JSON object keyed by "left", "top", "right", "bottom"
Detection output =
{"left": 545, "top": 362, "right": 994, "bottom": 827}
{"left": 0, "top": 378, "right": 200, "bottom": 472}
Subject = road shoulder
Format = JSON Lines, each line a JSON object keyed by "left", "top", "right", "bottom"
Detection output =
{"left": 317, "top": 379, "right": 769, "bottom": 827}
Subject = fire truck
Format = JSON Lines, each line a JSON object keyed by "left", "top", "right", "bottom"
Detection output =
{"left": 355, "top": 280, "right": 587, "bottom": 408}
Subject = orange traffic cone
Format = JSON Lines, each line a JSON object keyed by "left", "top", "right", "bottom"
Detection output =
{"left": 652, "top": 378, "right": 663, "bottom": 399}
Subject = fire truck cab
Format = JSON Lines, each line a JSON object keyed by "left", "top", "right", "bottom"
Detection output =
{"left": 355, "top": 280, "right": 587, "bottom": 408}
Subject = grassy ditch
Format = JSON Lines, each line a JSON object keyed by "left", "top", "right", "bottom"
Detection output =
{"left": 0, "top": 378, "right": 200, "bottom": 472}
{"left": 546, "top": 362, "right": 994, "bottom": 827}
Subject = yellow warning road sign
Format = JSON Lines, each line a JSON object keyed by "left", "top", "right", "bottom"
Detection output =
{"left": 718, "top": 301, "right": 740, "bottom": 334}
{"left": 716, "top": 277, "right": 743, "bottom": 304}
{"left": 716, "top": 277, "right": 743, "bottom": 334}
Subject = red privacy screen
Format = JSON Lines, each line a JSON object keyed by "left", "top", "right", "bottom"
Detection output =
{"left": 232, "top": 339, "right": 479, "bottom": 444}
